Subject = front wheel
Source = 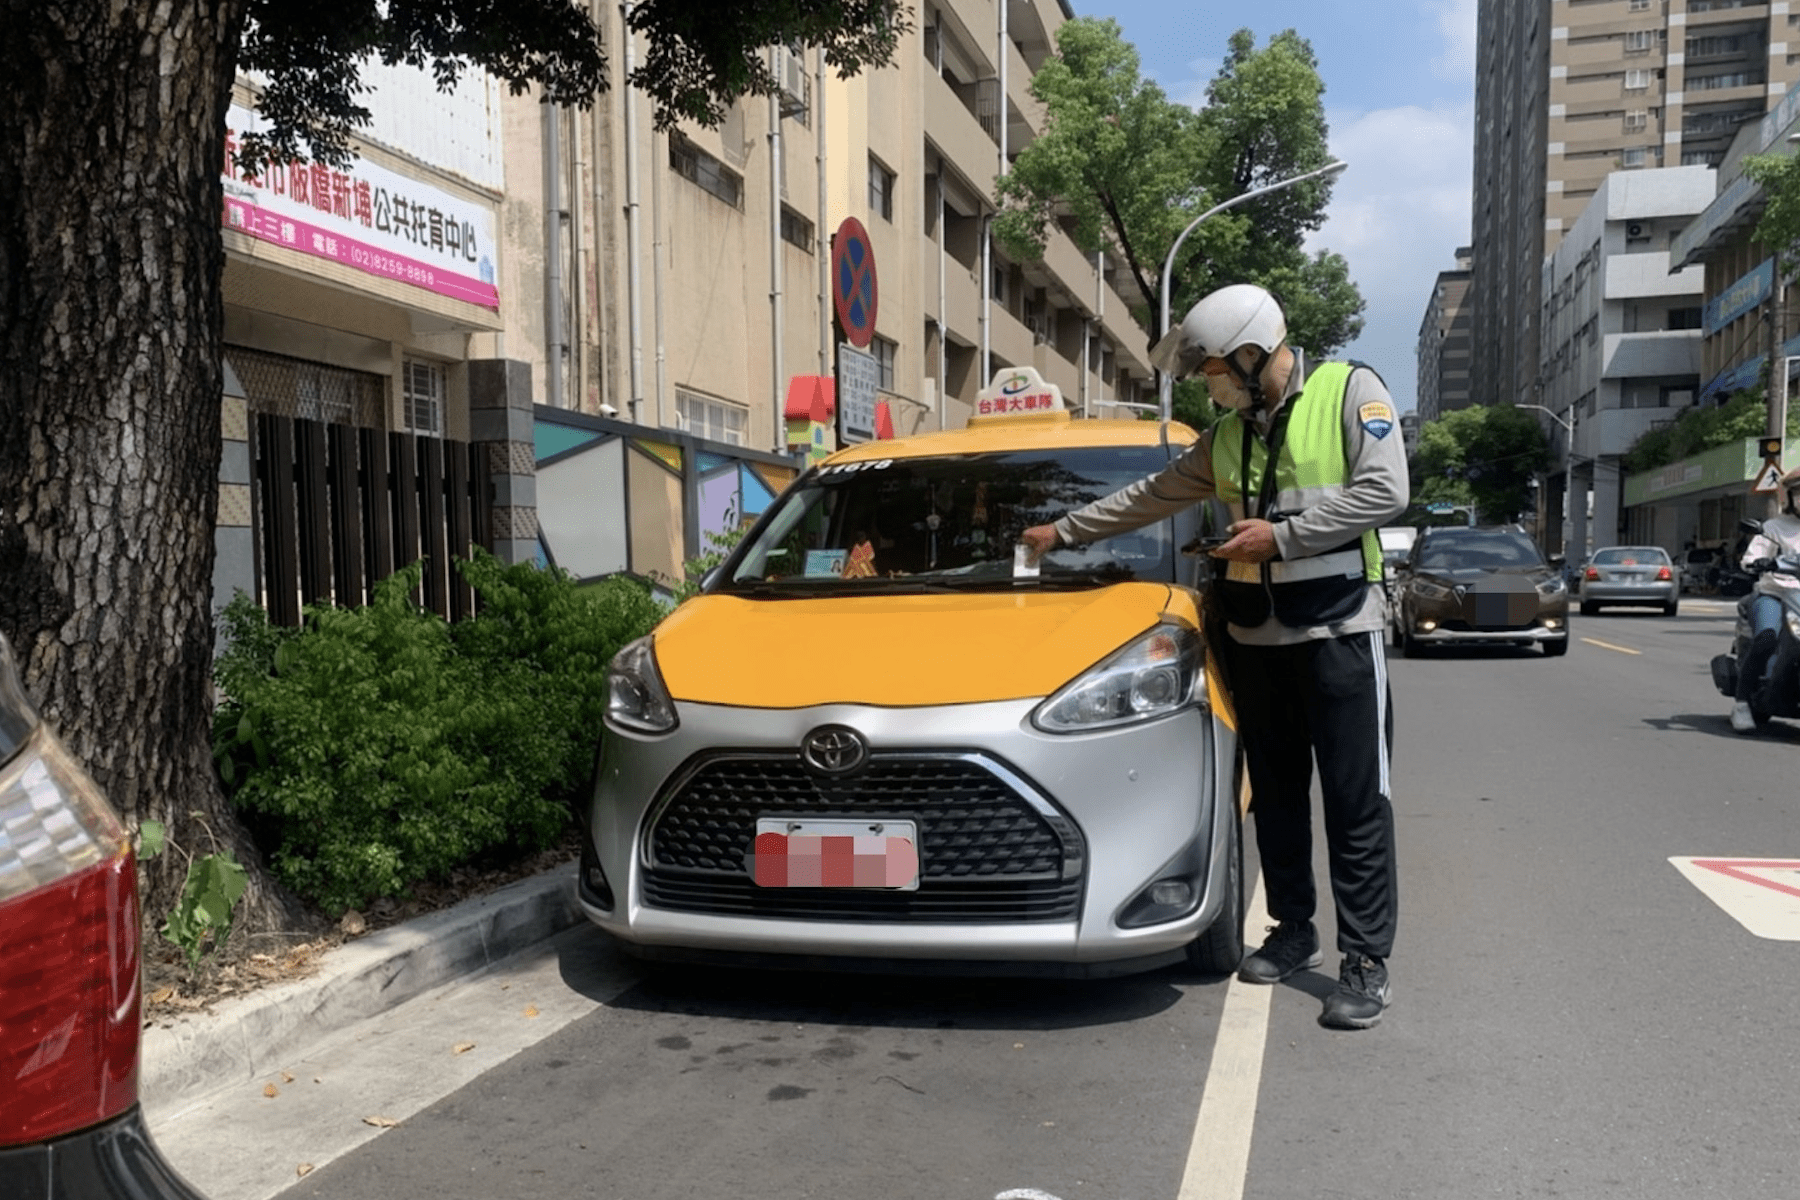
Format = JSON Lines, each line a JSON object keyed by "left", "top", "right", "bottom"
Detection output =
{"left": 1186, "top": 781, "right": 1246, "bottom": 976}
{"left": 1542, "top": 636, "right": 1569, "bottom": 658}
{"left": 1580, "top": 600, "right": 1599, "bottom": 616}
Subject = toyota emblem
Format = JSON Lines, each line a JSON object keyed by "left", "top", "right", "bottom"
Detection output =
{"left": 801, "top": 725, "right": 869, "bottom": 775}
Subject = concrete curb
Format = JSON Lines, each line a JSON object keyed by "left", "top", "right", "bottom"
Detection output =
{"left": 140, "top": 862, "right": 581, "bottom": 1116}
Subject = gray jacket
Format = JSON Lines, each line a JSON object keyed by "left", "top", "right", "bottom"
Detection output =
{"left": 1050, "top": 351, "right": 1411, "bottom": 645}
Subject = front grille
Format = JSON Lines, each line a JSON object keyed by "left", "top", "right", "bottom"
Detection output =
{"left": 641, "top": 754, "right": 1083, "bottom": 922}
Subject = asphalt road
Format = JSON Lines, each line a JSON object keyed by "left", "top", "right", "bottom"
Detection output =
{"left": 166, "top": 597, "right": 1800, "bottom": 1200}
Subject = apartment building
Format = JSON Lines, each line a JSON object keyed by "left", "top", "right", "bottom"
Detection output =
{"left": 1538, "top": 166, "right": 1712, "bottom": 556}
{"left": 494, "top": 0, "right": 1154, "bottom": 461}
{"left": 1416, "top": 247, "right": 1474, "bottom": 422}
{"left": 1469, "top": 0, "right": 1800, "bottom": 413}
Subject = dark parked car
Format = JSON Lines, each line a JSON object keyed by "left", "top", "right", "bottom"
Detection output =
{"left": 1391, "top": 526, "right": 1570, "bottom": 658}
{"left": 0, "top": 634, "right": 209, "bottom": 1200}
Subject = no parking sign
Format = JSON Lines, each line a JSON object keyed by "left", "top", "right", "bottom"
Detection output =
{"left": 831, "top": 218, "right": 878, "bottom": 349}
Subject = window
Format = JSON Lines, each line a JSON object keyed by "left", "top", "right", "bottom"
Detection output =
{"left": 675, "top": 388, "right": 748, "bottom": 446}
{"left": 991, "top": 263, "right": 1007, "bottom": 303}
{"left": 1624, "top": 69, "right": 1650, "bottom": 90}
{"left": 1629, "top": 0, "right": 1651, "bottom": 9}
{"left": 670, "top": 134, "right": 743, "bottom": 207}
{"left": 402, "top": 359, "right": 445, "bottom": 436}
{"left": 868, "top": 156, "right": 895, "bottom": 221}
{"left": 871, "top": 336, "right": 897, "bottom": 391}
{"left": 780, "top": 205, "right": 814, "bottom": 252}
{"left": 1624, "top": 109, "right": 1647, "bottom": 132}
{"left": 1624, "top": 29, "right": 1654, "bottom": 54}
{"left": 1622, "top": 146, "right": 1647, "bottom": 168}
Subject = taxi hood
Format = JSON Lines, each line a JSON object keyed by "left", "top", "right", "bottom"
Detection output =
{"left": 653, "top": 584, "right": 1184, "bottom": 708}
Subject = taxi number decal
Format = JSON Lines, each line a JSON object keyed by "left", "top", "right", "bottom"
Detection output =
{"left": 818, "top": 459, "right": 894, "bottom": 476}
{"left": 1359, "top": 401, "right": 1394, "bottom": 440}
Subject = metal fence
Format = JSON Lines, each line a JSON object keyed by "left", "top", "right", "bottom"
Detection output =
{"left": 249, "top": 413, "right": 490, "bottom": 626}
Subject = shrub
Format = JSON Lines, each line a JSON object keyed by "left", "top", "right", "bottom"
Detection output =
{"left": 213, "top": 553, "right": 663, "bottom": 914}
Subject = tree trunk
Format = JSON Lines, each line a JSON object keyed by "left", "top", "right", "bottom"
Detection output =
{"left": 0, "top": 0, "right": 310, "bottom": 936}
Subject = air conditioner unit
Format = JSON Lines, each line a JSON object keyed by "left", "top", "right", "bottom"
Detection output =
{"left": 1627, "top": 222, "right": 1645, "bottom": 238}
{"left": 775, "top": 46, "right": 808, "bottom": 117}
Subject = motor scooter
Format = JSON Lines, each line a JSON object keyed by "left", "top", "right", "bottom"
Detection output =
{"left": 1709, "top": 519, "right": 1800, "bottom": 729}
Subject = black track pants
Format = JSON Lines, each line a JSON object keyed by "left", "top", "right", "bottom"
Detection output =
{"left": 1221, "top": 630, "right": 1398, "bottom": 960}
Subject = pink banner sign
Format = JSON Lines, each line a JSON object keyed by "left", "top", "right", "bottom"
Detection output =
{"left": 224, "top": 199, "right": 498, "bottom": 309}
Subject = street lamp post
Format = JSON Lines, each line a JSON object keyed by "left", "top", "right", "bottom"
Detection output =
{"left": 1156, "top": 159, "right": 1349, "bottom": 422}
{"left": 1517, "top": 402, "right": 1576, "bottom": 557}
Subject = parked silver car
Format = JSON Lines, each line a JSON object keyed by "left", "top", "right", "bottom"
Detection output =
{"left": 1579, "top": 546, "right": 1679, "bottom": 615}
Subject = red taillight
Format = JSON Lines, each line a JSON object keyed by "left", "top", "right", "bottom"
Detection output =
{"left": 0, "top": 732, "right": 140, "bottom": 1147}
{"left": 1585, "top": 567, "right": 1600, "bottom": 580}
{"left": 1657, "top": 565, "right": 1672, "bottom": 581}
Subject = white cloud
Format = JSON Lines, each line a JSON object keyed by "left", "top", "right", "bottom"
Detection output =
{"left": 1306, "top": 102, "right": 1474, "bottom": 411}
{"left": 1174, "top": 57, "right": 1218, "bottom": 110}
{"left": 1426, "top": 0, "right": 1478, "bottom": 83}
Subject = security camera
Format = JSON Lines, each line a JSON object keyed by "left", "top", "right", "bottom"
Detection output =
{"left": 599, "top": 403, "right": 620, "bottom": 418}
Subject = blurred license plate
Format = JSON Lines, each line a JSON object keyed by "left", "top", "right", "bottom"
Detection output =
{"left": 749, "top": 818, "right": 919, "bottom": 890}
{"left": 1472, "top": 592, "right": 1538, "bottom": 626}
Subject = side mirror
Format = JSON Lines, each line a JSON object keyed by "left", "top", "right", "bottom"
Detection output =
{"left": 700, "top": 565, "right": 723, "bottom": 592}
{"left": 1740, "top": 518, "right": 1765, "bottom": 536}
{"left": 1548, "top": 554, "right": 1565, "bottom": 568}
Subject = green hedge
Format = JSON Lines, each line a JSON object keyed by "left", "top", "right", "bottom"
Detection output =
{"left": 212, "top": 553, "right": 663, "bottom": 914}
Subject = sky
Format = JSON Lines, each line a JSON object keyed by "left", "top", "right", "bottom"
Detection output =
{"left": 1075, "top": 0, "right": 1480, "bottom": 412}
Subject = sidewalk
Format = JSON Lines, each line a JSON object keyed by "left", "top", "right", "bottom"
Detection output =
{"left": 140, "top": 861, "right": 583, "bottom": 1116}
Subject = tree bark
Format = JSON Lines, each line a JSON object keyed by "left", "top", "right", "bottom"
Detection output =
{"left": 0, "top": 0, "right": 310, "bottom": 935}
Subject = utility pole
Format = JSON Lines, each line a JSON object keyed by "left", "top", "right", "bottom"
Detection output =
{"left": 1768, "top": 266, "right": 1789, "bottom": 519}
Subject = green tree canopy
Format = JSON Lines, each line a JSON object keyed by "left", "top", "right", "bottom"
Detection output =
{"left": 995, "top": 19, "right": 1363, "bottom": 369}
{"left": 238, "top": 0, "right": 910, "bottom": 172}
{"left": 1411, "top": 406, "right": 1549, "bottom": 524}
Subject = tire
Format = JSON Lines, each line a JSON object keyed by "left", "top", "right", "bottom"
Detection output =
{"left": 1402, "top": 627, "right": 1423, "bottom": 658}
{"left": 1186, "top": 760, "right": 1246, "bottom": 976}
{"left": 1664, "top": 600, "right": 1679, "bottom": 617}
{"left": 1579, "top": 600, "right": 1598, "bottom": 616}
{"left": 1542, "top": 636, "right": 1569, "bottom": 657}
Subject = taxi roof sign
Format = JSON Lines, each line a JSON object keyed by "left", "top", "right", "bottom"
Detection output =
{"left": 972, "top": 367, "right": 1067, "bottom": 424}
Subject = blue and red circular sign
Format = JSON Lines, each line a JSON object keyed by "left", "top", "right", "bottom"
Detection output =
{"left": 831, "top": 217, "right": 879, "bottom": 349}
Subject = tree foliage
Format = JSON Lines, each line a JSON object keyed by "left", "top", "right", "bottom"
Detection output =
{"left": 1410, "top": 406, "right": 1549, "bottom": 524}
{"left": 995, "top": 20, "right": 1363, "bottom": 363}
{"left": 238, "top": 0, "right": 910, "bottom": 172}
{"left": 1620, "top": 390, "right": 1790, "bottom": 474}
{"left": 1745, "top": 150, "right": 1800, "bottom": 279}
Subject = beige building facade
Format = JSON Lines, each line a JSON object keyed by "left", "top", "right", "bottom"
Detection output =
{"left": 489, "top": 0, "right": 1155, "bottom": 453}
{"left": 1470, "top": 0, "right": 1800, "bottom": 413}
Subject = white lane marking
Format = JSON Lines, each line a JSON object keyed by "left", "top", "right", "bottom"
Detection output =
{"left": 1580, "top": 636, "right": 1642, "bottom": 656}
{"left": 1670, "top": 856, "right": 1800, "bottom": 940}
{"left": 1176, "top": 872, "right": 1272, "bottom": 1200}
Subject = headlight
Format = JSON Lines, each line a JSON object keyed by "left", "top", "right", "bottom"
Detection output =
{"left": 1538, "top": 576, "right": 1566, "bottom": 594}
{"left": 1032, "top": 623, "right": 1205, "bottom": 733}
{"left": 605, "top": 636, "right": 678, "bottom": 733}
{"left": 1412, "top": 580, "right": 1452, "bottom": 600}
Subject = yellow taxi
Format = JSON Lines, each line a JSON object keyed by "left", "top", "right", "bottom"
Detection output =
{"left": 582, "top": 369, "right": 1246, "bottom": 977}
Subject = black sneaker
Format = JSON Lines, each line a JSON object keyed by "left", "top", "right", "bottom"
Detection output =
{"left": 1319, "top": 953, "right": 1391, "bottom": 1030}
{"left": 1236, "top": 920, "right": 1323, "bottom": 984}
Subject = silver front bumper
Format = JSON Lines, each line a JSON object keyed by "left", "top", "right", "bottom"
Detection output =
{"left": 1412, "top": 623, "right": 1565, "bottom": 644}
{"left": 581, "top": 697, "right": 1236, "bottom": 968}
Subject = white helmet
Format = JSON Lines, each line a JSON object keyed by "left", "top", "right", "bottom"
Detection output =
{"left": 1149, "top": 284, "right": 1288, "bottom": 380}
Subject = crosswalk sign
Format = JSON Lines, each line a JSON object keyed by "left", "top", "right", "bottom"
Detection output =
{"left": 1753, "top": 460, "right": 1783, "bottom": 493}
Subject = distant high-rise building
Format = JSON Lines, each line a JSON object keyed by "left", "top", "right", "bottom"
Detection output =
{"left": 1469, "top": 0, "right": 1799, "bottom": 412}
{"left": 1417, "top": 246, "right": 1474, "bottom": 423}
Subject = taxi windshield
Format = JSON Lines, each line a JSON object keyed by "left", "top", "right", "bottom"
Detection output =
{"left": 719, "top": 446, "right": 1177, "bottom": 594}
